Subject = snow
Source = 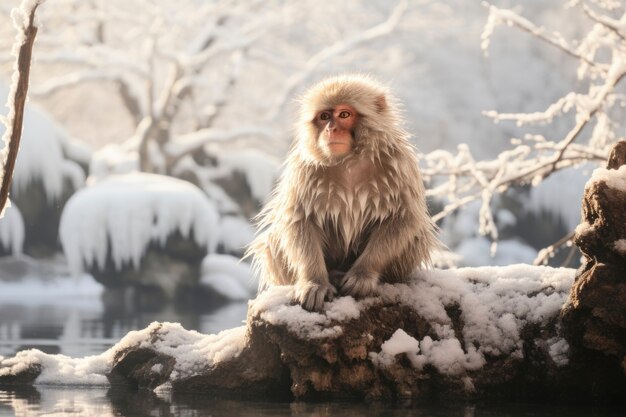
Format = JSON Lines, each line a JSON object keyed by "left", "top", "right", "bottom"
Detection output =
{"left": 59, "top": 172, "right": 219, "bottom": 274}
{"left": 0, "top": 265, "right": 575, "bottom": 386}
{"left": 547, "top": 336, "right": 570, "bottom": 366}
{"left": 215, "top": 149, "right": 280, "bottom": 201}
{"left": 218, "top": 215, "right": 255, "bottom": 254}
{"left": 200, "top": 253, "right": 256, "bottom": 300}
{"left": 369, "top": 265, "right": 574, "bottom": 375}
{"left": 0, "top": 83, "right": 86, "bottom": 203}
{"left": 369, "top": 329, "right": 420, "bottom": 369}
{"left": 0, "top": 321, "right": 247, "bottom": 385}
{"left": 89, "top": 143, "right": 139, "bottom": 180}
{"left": 615, "top": 239, "right": 626, "bottom": 254}
{"left": 249, "top": 286, "right": 345, "bottom": 339}
{"left": 587, "top": 165, "right": 626, "bottom": 192}
{"left": 0, "top": 200, "right": 24, "bottom": 254}
{"left": 252, "top": 265, "right": 574, "bottom": 375}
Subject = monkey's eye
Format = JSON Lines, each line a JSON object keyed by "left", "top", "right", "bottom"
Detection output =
{"left": 338, "top": 111, "right": 351, "bottom": 119}
{"left": 319, "top": 112, "right": 331, "bottom": 121}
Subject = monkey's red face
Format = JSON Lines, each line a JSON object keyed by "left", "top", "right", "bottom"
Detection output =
{"left": 314, "top": 104, "right": 358, "bottom": 158}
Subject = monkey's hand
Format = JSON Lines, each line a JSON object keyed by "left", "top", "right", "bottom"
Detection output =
{"left": 339, "top": 267, "right": 380, "bottom": 298}
{"left": 294, "top": 281, "right": 336, "bottom": 312}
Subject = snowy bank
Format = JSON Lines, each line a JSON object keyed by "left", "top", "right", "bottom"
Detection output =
{"left": 5, "top": 264, "right": 623, "bottom": 402}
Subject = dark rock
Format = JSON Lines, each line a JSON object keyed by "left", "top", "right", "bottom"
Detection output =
{"left": 0, "top": 363, "right": 41, "bottom": 385}
{"left": 109, "top": 347, "right": 175, "bottom": 389}
{"left": 11, "top": 177, "right": 76, "bottom": 257}
{"left": 88, "top": 231, "right": 208, "bottom": 300}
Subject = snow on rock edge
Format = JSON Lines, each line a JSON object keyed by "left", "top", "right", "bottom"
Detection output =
{"left": 59, "top": 172, "right": 219, "bottom": 274}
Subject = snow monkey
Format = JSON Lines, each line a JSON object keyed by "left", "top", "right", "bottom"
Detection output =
{"left": 248, "top": 74, "right": 439, "bottom": 311}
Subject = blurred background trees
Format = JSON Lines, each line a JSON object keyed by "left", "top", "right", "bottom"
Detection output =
{"left": 0, "top": 0, "right": 623, "bottom": 292}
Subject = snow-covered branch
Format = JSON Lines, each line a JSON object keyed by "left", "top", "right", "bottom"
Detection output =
{"left": 430, "top": 2, "right": 625, "bottom": 260}
{"left": 0, "top": 0, "right": 44, "bottom": 218}
{"left": 481, "top": 2, "right": 609, "bottom": 75}
{"left": 270, "top": 0, "right": 409, "bottom": 118}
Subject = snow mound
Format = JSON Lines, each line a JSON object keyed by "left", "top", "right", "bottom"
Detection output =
{"left": 0, "top": 321, "right": 246, "bottom": 385}
{"left": 0, "top": 200, "right": 24, "bottom": 254}
{"left": 216, "top": 149, "right": 279, "bottom": 201}
{"left": 254, "top": 264, "right": 575, "bottom": 374}
{"left": 1, "top": 83, "right": 87, "bottom": 202}
{"left": 200, "top": 253, "right": 257, "bottom": 300}
{"left": 59, "top": 172, "right": 219, "bottom": 274}
{"left": 218, "top": 215, "right": 255, "bottom": 254}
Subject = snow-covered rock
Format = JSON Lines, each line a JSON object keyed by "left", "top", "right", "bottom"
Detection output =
{"left": 200, "top": 253, "right": 257, "bottom": 301}
{"left": 0, "top": 200, "right": 24, "bottom": 255}
{"left": 4, "top": 264, "right": 623, "bottom": 402}
{"left": 217, "top": 215, "right": 255, "bottom": 256}
{"left": 562, "top": 140, "right": 626, "bottom": 372}
{"left": 59, "top": 172, "right": 219, "bottom": 298}
{"left": 0, "top": 83, "right": 90, "bottom": 256}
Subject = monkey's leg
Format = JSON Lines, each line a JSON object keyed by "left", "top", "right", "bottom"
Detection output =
{"left": 340, "top": 215, "right": 416, "bottom": 298}
{"left": 286, "top": 220, "right": 336, "bottom": 311}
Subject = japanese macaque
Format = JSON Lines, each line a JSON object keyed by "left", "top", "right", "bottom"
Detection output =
{"left": 248, "top": 74, "right": 439, "bottom": 311}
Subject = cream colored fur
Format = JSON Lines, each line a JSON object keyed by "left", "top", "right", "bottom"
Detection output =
{"left": 247, "top": 74, "right": 439, "bottom": 311}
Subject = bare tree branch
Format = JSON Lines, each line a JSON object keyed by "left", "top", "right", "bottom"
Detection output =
{"left": 533, "top": 231, "right": 576, "bottom": 266}
{"left": 482, "top": 2, "right": 609, "bottom": 74}
{"left": 0, "top": 1, "right": 43, "bottom": 217}
{"left": 270, "top": 0, "right": 409, "bottom": 118}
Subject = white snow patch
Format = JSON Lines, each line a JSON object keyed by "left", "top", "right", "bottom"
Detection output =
{"left": 383, "top": 265, "right": 574, "bottom": 366}
{"left": 250, "top": 265, "right": 574, "bottom": 374}
{"left": 0, "top": 321, "right": 247, "bottom": 385}
{"left": 116, "top": 322, "right": 246, "bottom": 381}
{"left": 249, "top": 286, "right": 366, "bottom": 339}
{"left": 218, "top": 215, "right": 255, "bottom": 254}
{"left": 216, "top": 149, "right": 279, "bottom": 201}
{"left": 547, "top": 336, "right": 570, "bottom": 366}
{"left": 369, "top": 329, "right": 420, "bottom": 369}
{"left": 59, "top": 172, "right": 219, "bottom": 274}
{"left": 89, "top": 143, "right": 139, "bottom": 180}
{"left": 0, "top": 200, "right": 24, "bottom": 254}
{"left": 234, "top": 264, "right": 577, "bottom": 376}
{"left": 200, "top": 253, "right": 256, "bottom": 300}
{"left": 0, "top": 348, "right": 111, "bottom": 385}
{"left": 587, "top": 165, "right": 626, "bottom": 192}
{"left": 0, "top": 84, "right": 86, "bottom": 203}
{"left": 614, "top": 239, "right": 626, "bottom": 254}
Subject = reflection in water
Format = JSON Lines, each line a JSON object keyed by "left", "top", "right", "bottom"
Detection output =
{"left": 1, "top": 385, "right": 625, "bottom": 417}
{"left": 0, "top": 286, "right": 248, "bottom": 358}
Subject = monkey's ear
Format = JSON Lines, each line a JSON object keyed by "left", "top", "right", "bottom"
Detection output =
{"left": 375, "top": 95, "right": 387, "bottom": 113}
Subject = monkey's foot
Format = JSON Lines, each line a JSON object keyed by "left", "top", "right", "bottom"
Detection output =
{"left": 339, "top": 268, "right": 379, "bottom": 298}
{"left": 294, "top": 282, "right": 337, "bottom": 312}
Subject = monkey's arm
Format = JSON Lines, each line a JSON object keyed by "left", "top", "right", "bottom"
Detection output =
{"left": 282, "top": 218, "right": 335, "bottom": 311}
{"left": 340, "top": 213, "right": 418, "bottom": 297}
